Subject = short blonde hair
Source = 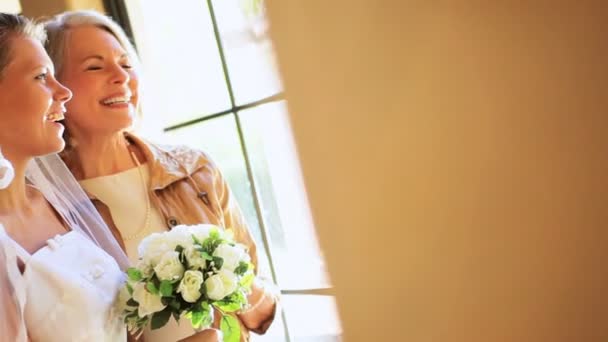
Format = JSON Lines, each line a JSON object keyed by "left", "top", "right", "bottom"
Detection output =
{"left": 43, "top": 10, "right": 140, "bottom": 77}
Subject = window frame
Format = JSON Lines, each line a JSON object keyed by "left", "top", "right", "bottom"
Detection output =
{"left": 104, "top": 1, "right": 337, "bottom": 340}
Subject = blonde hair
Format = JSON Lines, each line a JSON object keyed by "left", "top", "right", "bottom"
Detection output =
{"left": 43, "top": 10, "right": 144, "bottom": 146}
{"left": 0, "top": 13, "right": 46, "bottom": 78}
{"left": 43, "top": 10, "right": 140, "bottom": 77}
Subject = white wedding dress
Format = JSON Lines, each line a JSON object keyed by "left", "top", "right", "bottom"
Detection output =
{"left": 0, "top": 224, "right": 127, "bottom": 342}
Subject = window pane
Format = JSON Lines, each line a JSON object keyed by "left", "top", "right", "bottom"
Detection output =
{"left": 162, "top": 115, "right": 272, "bottom": 279}
{"left": 283, "top": 295, "right": 342, "bottom": 341}
{"left": 125, "top": 0, "right": 231, "bottom": 131}
{"left": 212, "top": 0, "right": 283, "bottom": 105}
{"left": 240, "top": 101, "right": 330, "bottom": 290}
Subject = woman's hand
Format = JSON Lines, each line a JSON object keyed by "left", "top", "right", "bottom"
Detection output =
{"left": 238, "top": 280, "right": 278, "bottom": 333}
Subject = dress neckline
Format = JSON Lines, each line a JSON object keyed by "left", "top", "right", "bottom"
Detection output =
{"left": 0, "top": 224, "right": 77, "bottom": 263}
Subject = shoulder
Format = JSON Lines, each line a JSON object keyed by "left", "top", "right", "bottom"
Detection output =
{"left": 143, "top": 139, "right": 222, "bottom": 178}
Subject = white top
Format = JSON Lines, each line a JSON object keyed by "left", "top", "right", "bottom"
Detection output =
{"left": 80, "top": 164, "right": 197, "bottom": 342}
{"left": 0, "top": 224, "right": 126, "bottom": 342}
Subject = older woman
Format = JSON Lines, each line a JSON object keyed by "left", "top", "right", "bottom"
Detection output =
{"left": 44, "top": 10, "right": 278, "bottom": 342}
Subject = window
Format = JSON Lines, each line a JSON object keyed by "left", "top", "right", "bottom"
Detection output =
{"left": 111, "top": 0, "right": 342, "bottom": 340}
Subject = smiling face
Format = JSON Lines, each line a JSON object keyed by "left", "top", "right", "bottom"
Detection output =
{"left": 57, "top": 25, "right": 139, "bottom": 140}
{"left": 0, "top": 35, "right": 72, "bottom": 158}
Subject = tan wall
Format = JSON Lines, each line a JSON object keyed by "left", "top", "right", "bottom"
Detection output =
{"left": 20, "top": 0, "right": 104, "bottom": 18}
{"left": 266, "top": 1, "right": 608, "bottom": 341}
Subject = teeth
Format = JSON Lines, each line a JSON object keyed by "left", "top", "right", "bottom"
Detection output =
{"left": 45, "top": 112, "right": 64, "bottom": 122}
{"left": 102, "top": 95, "right": 130, "bottom": 105}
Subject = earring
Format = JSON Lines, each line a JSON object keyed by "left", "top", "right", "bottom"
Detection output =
{"left": 0, "top": 148, "right": 15, "bottom": 189}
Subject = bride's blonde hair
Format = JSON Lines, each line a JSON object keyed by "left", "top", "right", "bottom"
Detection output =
{"left": 0, "top": 13, "right": 46, "bottom": 77}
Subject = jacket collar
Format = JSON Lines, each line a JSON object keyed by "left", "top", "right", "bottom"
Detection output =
{"left": 124, "top": 132, "right": 201, "bottom": 190}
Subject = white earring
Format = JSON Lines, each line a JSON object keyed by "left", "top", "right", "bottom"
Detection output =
{"left": 0, "top": 148, "right": 15, "bottom": 189}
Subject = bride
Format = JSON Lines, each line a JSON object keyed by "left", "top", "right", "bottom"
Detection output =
{"left": 0, "top": 13, "right": 129, "bottom": 341}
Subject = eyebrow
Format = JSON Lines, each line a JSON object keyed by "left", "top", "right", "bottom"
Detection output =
{"left": 80, "top": 53, "right": 129, "bottom": 63}
{"left": 30, "top": 64, "right": 54, "bottom": 75}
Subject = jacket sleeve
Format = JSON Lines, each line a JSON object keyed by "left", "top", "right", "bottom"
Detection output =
{"left": 209, "top": 159, "right": 279, "bottom": 335}
{"left": 211, "top": 165, "right": 259, "bottom": 271}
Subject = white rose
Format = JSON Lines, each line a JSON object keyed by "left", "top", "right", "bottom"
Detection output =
{"left": 167, "top": 225, "right": 196, "bottom": 248}
{"left": 132, "top": 282, "right": 166, "bottom": 317}
{"left": 138, "top": 233, "right": 176, "bottom": 265}
{"left": 135, "top": 259, "right": 154, "bottom": 278}
{"left": 184, "top": 245, "right": 207, "bottom": 270}
{"left": 189, "top": 224, "right": 215, "bottom": 242}
{"left": 115, "top": 285, "right": 134, "bottom": 314}
{"left": 213, "top": 244, "right": 249, "bottom": 272}
{"left": 154, "top": 251, "right": 185, "bottom": 281}
{"left": 177, "top": 270, "right": 205, "bottom": 303}
{"left": 205, "top": 270, "right": 238, "bottom": 301}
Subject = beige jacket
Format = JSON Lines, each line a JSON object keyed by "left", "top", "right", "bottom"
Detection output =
{"left": 72, "top": 133, "right": 276, "bottom": 341}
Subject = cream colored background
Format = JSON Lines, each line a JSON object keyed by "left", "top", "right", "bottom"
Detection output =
{"left": 266, "top": 1, "right": 608, "bottom": 341}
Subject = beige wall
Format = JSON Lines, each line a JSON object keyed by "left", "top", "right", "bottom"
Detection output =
{"left": 20, "top": 0, "right": 104, "bottom": 18}
{"left": 267, "top": 1, "right": 608, "bottom": 341}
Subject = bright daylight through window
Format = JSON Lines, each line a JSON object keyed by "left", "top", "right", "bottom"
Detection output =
{"left": 120, "top": 0, "right": 342, "bottom": 340}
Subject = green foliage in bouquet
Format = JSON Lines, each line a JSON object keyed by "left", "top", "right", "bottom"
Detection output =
{"left": 120, "top": 225, "right": 255, "bottom": 342}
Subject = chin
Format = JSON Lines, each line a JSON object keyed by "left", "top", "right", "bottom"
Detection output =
{"left": 41, "top": 137, "right": 66, "bottom": 156}
{"left": 114, "top": 116, "right": 136, "bottom": 132}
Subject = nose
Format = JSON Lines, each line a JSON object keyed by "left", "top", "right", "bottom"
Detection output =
{"left": 110, "top": 63, "right": 130, "bottom": 85}
{"left": 53, "top": 80, "right": 72, "bottom": 103}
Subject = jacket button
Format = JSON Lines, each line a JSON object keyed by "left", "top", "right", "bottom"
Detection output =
{"left": 198, "top": 191, "right": 211, "bottom": 206}
{"left": 167, "top": 216, "right": 179, "bottom": 227}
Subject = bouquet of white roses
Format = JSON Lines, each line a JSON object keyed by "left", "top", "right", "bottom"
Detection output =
{"left": 118, "top": 224, "right": 255, "bottom": 341}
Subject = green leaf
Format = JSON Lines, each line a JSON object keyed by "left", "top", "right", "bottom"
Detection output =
{"left": 220, "top": 314, "right": 241, "bottom": 342}
{"left": 212, "top": 256, "right": 224, "bottom": 270}
{"left": 201, "top": 301, "right": 213, "bottom": 320}
{"left": 186, "top": 301, "right": 213, "bottom": 329}
{"left": 215, "top": 291, "right": 247, "bottom": 312}
{"left": 151, "top": 309, "right": 172, "bottom": 330}
{"left": 160, "top": 280, "right": 174, "bottom": 297}
{"left": 126, "top": 282, "right": 134, "bottom": 295}
{"left": 127, "top": 268, "right": 142, "bottom": 282}
{"left": 169, "top": 298, "right": 181, "bottom": 311}
{"left": 239, "top": 273, "right": 255, "bottom": 289}
{"left": 190, "top": 310, "right": 204, "bottom": 328}
{"left": 201, "top": 251, "right": 213, "bottom": 261}
{"left": 214, "top": 301, "right": 241, "bottom": 313}
{"left": 209, "top": 229, "right": 221, "bottom": 240}
{"left": 192, "top": 234, "right": 204, "bottom": 246}
{"left": 146, "top": 281, "right": 159, "bottom": 295}
{"left": 202, "top": 230, "right": 224, "bottom": 254}
{"left": 234, "top": 261, "right": 249, "bottom": 276}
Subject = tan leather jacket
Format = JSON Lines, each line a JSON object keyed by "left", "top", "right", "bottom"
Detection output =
{"left": 75, "top": 133, "right": 276, "bottom": 341}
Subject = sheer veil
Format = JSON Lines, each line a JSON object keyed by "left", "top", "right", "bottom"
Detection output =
{"left": 25, "top": 154, "right": 129, "bottom": 269}
{"left": 0, "top": 153, "right": 129, "bottom": 341}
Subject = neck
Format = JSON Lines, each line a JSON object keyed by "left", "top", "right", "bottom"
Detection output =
{"left": 69, "top": 131, "right": 136, "bottom": 180}
{"left": 0, "top": 154, "right": 33, "bottom": 213}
